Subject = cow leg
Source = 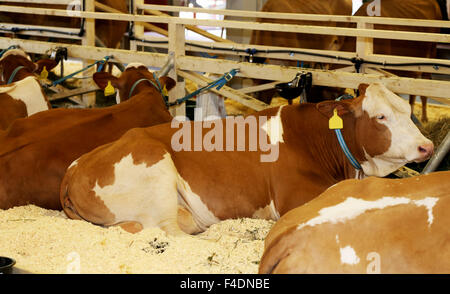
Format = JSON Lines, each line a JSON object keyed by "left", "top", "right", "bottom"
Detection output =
{"left": 177, "top": 206, "right": 203, "bottom": 235}
{"left": 418, "top": 72, "right": 431, "bottom": 123}
{"left": 409, "top": 95, "right": 416, "bottom": 114}
{"left": 61, "top": 130, "right": 187, "bottom": 236}
{"left": 116, "top": 221, "right": 144, "bottom": 234}
{"left": 101, "top": 151, "right": 186, "bottom": 236}
{"left": 420, "top": 96, "right": 428, "bottom": 123}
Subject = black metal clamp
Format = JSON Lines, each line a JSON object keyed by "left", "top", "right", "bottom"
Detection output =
{"left": 275, "top": 71, "right": 313, "bottom": 104}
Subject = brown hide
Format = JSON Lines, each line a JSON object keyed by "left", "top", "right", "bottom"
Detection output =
{"left": 249, "top": 0, "right": 353, "bottom": 104}
{"left": 259, "top": 172, "right": 450, "bottom": 274}
{"left": 0, "top": 69, "right": 174, "bottom": 210}
{"left": 0, "top": 0, "right": 128, "bottom": 48}
{"left": 60, "top": 92, "right": 397, "bottom": 233}
{"left": 250, "top": 0, "right": 353, "bottom": 51}
{"left": 0, "top": 92, "right": 27, "bottom": 129}
{"left": 0, "top": 53, "right": 57, "bottom": 130}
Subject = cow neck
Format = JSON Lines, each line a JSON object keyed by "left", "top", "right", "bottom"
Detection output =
{"left": 128, "top": 78, "right": 162, "bottom": 100}
{"left": 289, "top": 104, "right": 362, "bottom": 181}
{"left": 0, "top": 54, "right": 36, "bottom": 84}
{"left": 123, "top": 79, "right": 167, "bottom": 109}
{"left": 3, "top": 65, "right": 35, "bottom": 84}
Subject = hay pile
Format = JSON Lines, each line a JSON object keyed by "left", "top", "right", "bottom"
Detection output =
{"left": 0, "top": 205, "right": 274, "bottom": 274}
{"left": 417, "top": 115, "right": 450, "bottom": 171}
{"left": 419, "top": 116, "right": 450, "bottom": 147}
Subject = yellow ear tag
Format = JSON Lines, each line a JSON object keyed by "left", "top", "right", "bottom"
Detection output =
{"left": 104, "top": 80, "right": 115, "bottom": 96}
{"left": 329, "top": 108, "right": 343, "bottom": 130}
{"left": 40, "top": 66, "right": 48, "bottom": 80}
{"left": 162, "top": 84, "right": 168, "bottom": 97}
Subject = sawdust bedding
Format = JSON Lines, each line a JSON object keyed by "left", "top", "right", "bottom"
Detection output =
{"left": 0, "top": 205, "right": 274, "bottom": 274}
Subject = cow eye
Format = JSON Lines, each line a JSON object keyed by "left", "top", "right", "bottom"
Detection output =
{"left": 376, "top": 115, "right": 386, "bottom": 120}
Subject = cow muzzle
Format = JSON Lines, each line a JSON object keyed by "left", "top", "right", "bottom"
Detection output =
{"left": 414, "top": 142, "right": 434, "bottom": 162}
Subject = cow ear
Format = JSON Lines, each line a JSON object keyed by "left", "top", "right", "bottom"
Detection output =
{"left": 158, "top": 76, "right": 176, "bottom": 91}
{"left": 357, "top": 83, "right": 370, "bottom": 96}
{"left": 93, "top": 72, "right": 120, "bottom": 90}
{"left": 21, "top": 58, "right": 39, "bottom": 74}
{"left": 34, "top": 59, "right": 58, "bottom": 74}
{"left": 316, "top": 101, "right": 352, "bottom": 118}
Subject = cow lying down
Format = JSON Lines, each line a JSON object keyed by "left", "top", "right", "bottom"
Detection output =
{"left": 0, "top": 49, "right": 57, "bottom": 130}
{"left": 0, "top": 64, "right": 175, "bottom": 210}
{"left": 259, "top": 171, "right": 450, "bottom": 274}
{"left": 61, "top": 83, "right": 434, "bottom": 235}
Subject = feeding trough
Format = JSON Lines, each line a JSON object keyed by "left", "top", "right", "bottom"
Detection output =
{"left": 0, "top": 257, "right": 16, "bottom": 274}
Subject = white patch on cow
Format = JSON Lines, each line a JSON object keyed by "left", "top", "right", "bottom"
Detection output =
{"left": 252, "top": 200, "right": 280, "bottom": 221}
{"left": 0, "top": 49, "right": 31, "bottom": 62}
{"left": 413, "top": 197, "right": 439, "bottom": 227}
{"left": 92, "top": 153, "right": 180, "bottom": 230}
{"left": 0, "top": 84, "right": 16, "bottom": 94}
{"left": 68, "top": 158, "right": 79, "bottom": 169}
{"left": 4, "top": 76, "right": 49, "bottom": 115}
{"left": 297, "top": 196, "right": 439, "bottom": 230}
{"left": 176, "top": 176, "right": 220, "bottom": 231}
{"left": 335, "top": 234, "right": 340, "bottom": 244}
{"left": 360, "top": 148, "right": 406, "bottom": 178}
{"left": 355, "top": 169, "right": 366, "bottom": 179}
{"left": 360, "top": 83, "right": 432, "bottom": 177}
{"left": 340, "top": 245, "right": 360, "bottom": 265}
{"left": 261, "top": 106, "right": 285, "bottom": 145}
{"left": 125, "top": 63, "right": 148, "bottom": 70}
{"left": 115, "top": 91, "right": 121, "bottom": 104}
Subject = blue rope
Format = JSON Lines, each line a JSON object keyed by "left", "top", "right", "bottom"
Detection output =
{"left": 127, "top": 69, "right": 239, "bottom": 108}
{"left": 332, "top": 94, "right": 361, "bottom": 170}
{"left": 0, "top": 45, "right": 18, "bottom": 58}
{"left": 128, "top": 78, "right": 161, "bottom": 99}
{"left": 167, "top": 68, "right": 239, "bottom": 107}
{"left": 7, "top": 65, "right": 25, "bottom": 84}
{"left": 335, "top": 93, "right": 354, "bottom": 101}
{"left": 334, "top": 129, "right": 362, "bottom": 170}
{"left": 47, "top": 56, "right": 112, "bottom": 87}
{"left": 200, "top": 52, "right": 218, "bottom": 59}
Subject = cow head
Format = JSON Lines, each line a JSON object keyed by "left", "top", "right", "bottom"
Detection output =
{"left": 93, "top": 63, "right": 176, "bottom": 104}
{"left": 0, "top": 49, "right": 58, "bottom": 83}
{"left": 317, "top": 83, "right": 433, "bottom": 177}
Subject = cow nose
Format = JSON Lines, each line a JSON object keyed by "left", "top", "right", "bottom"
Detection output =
{"left": 417, "top": 142, "right": 434, "bottom": 160}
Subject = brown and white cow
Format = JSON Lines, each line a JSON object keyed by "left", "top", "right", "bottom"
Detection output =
{"left": 344, "top": 0, "right": 445, "bottom": 122}
{"left": 60, "top": 83, "right": 433, "bottom": 235}
{"left": 0, "top": 49, "right": 57, "bottom": 130}
{"left": 259, "top": 171, "right": 450, "bottom": 274}
{"left": 0, "top": 63, "right": 175, "bottom": 210}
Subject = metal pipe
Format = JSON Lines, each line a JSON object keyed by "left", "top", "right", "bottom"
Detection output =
{"left": 421, "top": 131, "right": 450, "bottom": 174}
{"left": 156, "top": 52, "right": 174, "bottom": 78}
